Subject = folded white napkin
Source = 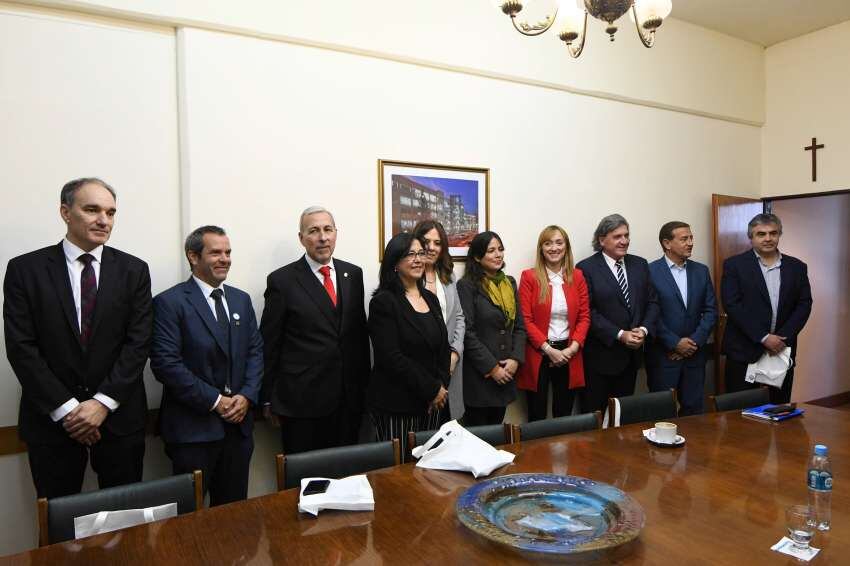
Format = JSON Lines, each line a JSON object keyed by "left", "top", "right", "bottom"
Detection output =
{"left": 771, "top": 537, "right": 819, "bottom": 561}
{"left": 411, "top": 420, "right": 514, "bottom": 478}
{"left": 746, "top": 346, "right": 793, "bottom": 388}
{"left": 74, "top": 502, "right": 177, "bottom": 539}
{"left": 297, "top": 475, "right": 374, "bottom": 516}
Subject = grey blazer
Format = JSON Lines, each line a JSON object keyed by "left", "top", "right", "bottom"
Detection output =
{"left": 442, "top": 275, "right": 466, "bottom": 419}
{"left": 457, "top": 276, "right": 526, "bottom": 408}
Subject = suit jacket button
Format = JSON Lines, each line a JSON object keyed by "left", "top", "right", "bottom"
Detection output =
{"left": 499, "top": 344, "right": 506, "bottom": 350}
{"left": 499, "top": 329, "right": 506, "bottom": 335}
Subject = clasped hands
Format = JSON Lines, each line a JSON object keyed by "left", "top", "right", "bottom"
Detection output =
{"left": 619, "top": 328, "right": 647, "bottom": 350}
{"left": 667, "top": 337, "right": 698, "bottom": 361}
{"left": 486, "top": 359, "right": 518, "bottom": 385}
{"left": 215, "top": 394, "right": 250, "bottom": 424}
{"left": 63, "top": 399, "right": 109, "bottom": 446}
{"left": 763, "top": 333, "right": 788, "bottom": 356}
{"left": 544, "top": 341, "right": 580, "bottom": 367}
{"left": 429, "top": 385, "right": 449, "bottom": 413}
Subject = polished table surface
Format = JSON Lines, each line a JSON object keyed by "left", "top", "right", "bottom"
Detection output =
{"left": 4, "top": 404, "right": 848, "bottom": 565}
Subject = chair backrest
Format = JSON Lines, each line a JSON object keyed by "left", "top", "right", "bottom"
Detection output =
{"left": 276, "top": 439, "right": 400, "bottom": 491}
{"left": 609, "top": 389, "right": 678, "bottom": 427}
{"left": 407, "top": 423, "right": 511, "bottom": 459}
{"left": 38, "top": 470, "right": 202, "bottom": 546}
{"left": 514, "top": 412, "right": 601, "bottom": 443}
{"left": 710, "top": 386, "right": 771, "bottom": 412}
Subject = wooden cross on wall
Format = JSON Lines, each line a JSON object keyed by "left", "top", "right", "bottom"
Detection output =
{"left": 804, "top": 137, "right": 824, "bottom": 182}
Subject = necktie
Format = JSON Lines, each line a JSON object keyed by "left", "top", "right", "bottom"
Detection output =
{"left": 210, "top": 288, "right": 232, "bottom": 394}
{"left": 79, "top": 254, "right": 97, "bottom": 346}
{"left": 615, "top": 260, "right": 632, "bottom": 310}
{"left": 319, "top": 265, "right": 337, "bottom": 307}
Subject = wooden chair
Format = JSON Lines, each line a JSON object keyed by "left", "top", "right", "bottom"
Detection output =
{"left": 512, "top": 411, "right": 602, "bottom": 443}
{"left": 608, "top": 389, "right": 678, "bottom": 427}
{"left": 406, "top": 423, "right": 512, "bottom": 460}
{"left": 38, "top": 470, "right": 203, "bottom": 546}
{"left": 710, "top": 386, "right": 771, "bottom": 412}
{"left": 275, "top": 439, "right": 400, "bottom": 492}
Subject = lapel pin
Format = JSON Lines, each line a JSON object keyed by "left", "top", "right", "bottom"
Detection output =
{"left": 233, "top": 312, "right": 241, "bottom": 326}
{"left": 344, "top": 272, "right": 349, "bottom": 278}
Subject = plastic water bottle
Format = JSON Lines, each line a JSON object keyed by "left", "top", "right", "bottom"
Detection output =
{"left": 807, "top": 444, "right": 832, "bottom": 531}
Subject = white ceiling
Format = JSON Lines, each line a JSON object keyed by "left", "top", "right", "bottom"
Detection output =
{"left": 671, "top": 0, "right": 850, "bottom": 46}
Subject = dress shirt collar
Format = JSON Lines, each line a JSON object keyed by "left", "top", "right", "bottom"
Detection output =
{"left": 601, "top": 251, "right": 624, "bottom": 270}
{"left": 664, "top": 254, "right": 687, "bottom": 270}
{"left": 192, "top": 274, "right": 224, "bottom": 298}
{"left": 546, "top": 267, "right": 564, "bottom": 284}
{"left": 304, "top": 254, "right": 335, "bottom": 275}
{"left": 754, "top": 249, "right": 782, "bottom": 270}
{"left": 63, "top": 238, "right": 103, "bottom": 264}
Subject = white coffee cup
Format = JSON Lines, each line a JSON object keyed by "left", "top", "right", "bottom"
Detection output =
{"left": 654, "top": 422, "right": 677, "bottom": 444}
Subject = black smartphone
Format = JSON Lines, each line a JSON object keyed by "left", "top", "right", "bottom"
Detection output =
{"left": 303, "top": 479, "right": 331, "bottom": 496}
{"left": 764, "top": 404, "right": 796, "bottom": 414}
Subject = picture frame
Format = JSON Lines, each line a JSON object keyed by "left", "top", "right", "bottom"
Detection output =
{"left": 378, "top": 159, "right": 490, "bottom": 260}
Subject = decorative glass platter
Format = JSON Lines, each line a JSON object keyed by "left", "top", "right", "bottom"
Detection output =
{"left": 456, "top": 473, "right": 645, "bottom": 554}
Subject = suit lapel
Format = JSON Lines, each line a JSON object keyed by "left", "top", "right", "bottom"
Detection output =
{"left": 777, "top": 256, "right": 792, "bottom": 314}
{"left": 184, "top": 278, "right": 229, "bottom": 356}
{"left": 684, "top": 261, "right": 697, "bottom": 311}
{"left": 87, "top": 246, "right": 116, "bottom": 344}
{"left": 659, "top": 259, "right": 686, "bottom": 310}
{"left": 598, "top": 253, "right": 629, "bottom": 311}
{"left": 335, "top": 261, "right": 350, "bottom": 331}
{"left": 295, "top": 257, "right": 337, "bottom": 329}
{"left": 747, "top": 252, "right": 772, "bottom": 305}
{"left": 224, "top": 285, "right": 240, "bottom": 363}
{"left": 47, "top": 243, "right": 81, "bottom": 342}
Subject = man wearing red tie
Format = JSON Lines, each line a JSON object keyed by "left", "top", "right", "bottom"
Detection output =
{"left": 4, "top": 178, "right": 151, "bottom": 498}
{"left": 261, "top": 207, "right": 370, "bottom": 454}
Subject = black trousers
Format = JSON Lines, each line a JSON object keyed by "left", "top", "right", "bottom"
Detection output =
{"left": 583, "top": 359, "right": 638, "bottom": 414}
{"left": 725, "top": 357, "right": 794, "bottom": 404}
{"left": 526, "top": 359, "right": 582, "bottom": 421}
{"left": 279, "top": 403, "right": 360, "bottom": 455}
{"left": 27, "top": 430, "right": 145, "bottom": 499}
{"left": 461, "top": 405, "right": 506, "bottom": 427}
{"left": 166, "top": 423, "right": 254, "bottom": 507}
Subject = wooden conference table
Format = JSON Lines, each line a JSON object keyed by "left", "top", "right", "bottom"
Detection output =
{"left": 4, "top": 404, "right": 848, "bottom": 565}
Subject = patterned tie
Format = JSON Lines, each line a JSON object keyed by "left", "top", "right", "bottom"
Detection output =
{"left": 79, "top": 254, "right": 97, "bottom": 346}
{"left": 615, "top": 259, "right": 631, "bottom": 310}
{"left": 319, "top": 265, "right": 337, "bottom": 307}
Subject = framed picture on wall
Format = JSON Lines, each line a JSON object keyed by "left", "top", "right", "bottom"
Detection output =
{"left": 378, "top": 159, "right": 490, "bottom": 260}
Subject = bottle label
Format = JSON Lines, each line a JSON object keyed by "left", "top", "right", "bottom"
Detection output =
{"left": 808, "top": 469, "right": 832, "bottom": 491}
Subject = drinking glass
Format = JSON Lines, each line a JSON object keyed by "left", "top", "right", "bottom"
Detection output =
{"left": 785, "top": 505, "right": 815, "bottom": 549}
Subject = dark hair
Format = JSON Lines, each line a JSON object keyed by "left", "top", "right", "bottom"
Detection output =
{"left": 462, "top": 231, "right": 504, "bottom": 287}
{"left": 658, "top": 221, "right": 691, "bottom": 249}
{"left": 591, "top": 214, "right": 628, "bottom": 252}
{"left": 184, "top": 225, "right": 226, "bottom": 266}
{"left": 60, "top": 177, "right": 116, "bottom": 207}
{"left": 375, "top": 232, "right": 425, "bottom": 296}
{"left": 747, "top": 213, "right": 782, "bottom": 238}
{"left": 413, "top": 219, "right": 454, "bottom": 285}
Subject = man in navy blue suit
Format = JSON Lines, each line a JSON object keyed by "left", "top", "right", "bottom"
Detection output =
{"left": 721, "top": 213, "right": 812, "bottom": 404}
{"left": 646, "top": 221, "right": 717, "bottom": 415}
{"left": 151, "top": 226, "right": 263, "bottom": 506}
{"left": 576, "top": 214, "right": 659, "bottom": 413}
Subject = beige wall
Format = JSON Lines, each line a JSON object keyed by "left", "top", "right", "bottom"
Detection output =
{"left": 762, "top": 20, "right": 850, "bottom": 197}
{"left": 771, "top": 194, "right": 850, "bottom": 403}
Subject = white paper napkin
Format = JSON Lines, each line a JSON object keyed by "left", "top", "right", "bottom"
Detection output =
{"left": 411, "top": 420, "right": 514, "bottom": 478}
{"left": 771, "top": 537, "right": 820, "bottom": 561}
{"left": 297, "top": 475, "right": 374, "bottom": 516}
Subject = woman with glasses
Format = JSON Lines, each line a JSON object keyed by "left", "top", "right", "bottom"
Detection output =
{"left": 457, "top": 231, "right": 526, "bottom": 426}
{"left": 518, "top": 225, "right": 590, "bottom": 421}
{"left": 367, "top": 233, "right": 450, "bottom": 455}
{"left": 412, "top": 220, "right": 465, "bottom": 422}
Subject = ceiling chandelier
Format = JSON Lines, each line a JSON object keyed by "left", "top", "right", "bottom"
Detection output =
{"left": 495, "top": 0, "right": 673, "bottom": 58}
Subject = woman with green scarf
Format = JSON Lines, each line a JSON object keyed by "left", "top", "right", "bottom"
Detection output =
{"left": 457, "top": 231, "right": 526, "bottom": 427}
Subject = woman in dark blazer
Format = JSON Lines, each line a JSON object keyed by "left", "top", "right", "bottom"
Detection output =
{"left": 518, "top": 225, "right": 590, "bottom": 421}
{"left": 413, "top": 220, "right": 465, "bottom": 422}
{"left": 457, "top": 231, "right": 526, "bottom": 427}
{"left": 367, "top": 233, "right": 450, "bottom": 454}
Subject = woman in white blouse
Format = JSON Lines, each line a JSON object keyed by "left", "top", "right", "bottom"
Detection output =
{"left": 413, "top": 220, "right": 466, "bottom": 422}
{"left": 518, "top": 225, "right": 591, "bottom": 421}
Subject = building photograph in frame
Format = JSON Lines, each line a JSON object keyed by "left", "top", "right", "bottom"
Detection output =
{"left": 378, "top": 160, "right": 490, "bottom": 259}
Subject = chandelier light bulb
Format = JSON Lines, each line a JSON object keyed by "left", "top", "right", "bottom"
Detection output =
{"left": 557, "top": 0, "right": 586, "bottom": 41}
{"left": 631, "top": 0, "right": 672, "bottom": 26}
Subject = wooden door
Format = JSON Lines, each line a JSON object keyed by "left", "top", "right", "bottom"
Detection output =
{"left": 711, "top": 194, "right": 763, "bottom": 393}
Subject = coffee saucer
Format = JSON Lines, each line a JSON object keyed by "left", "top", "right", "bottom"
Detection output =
{"left": 643, "top": 428, "right": 686, "bottom": 448}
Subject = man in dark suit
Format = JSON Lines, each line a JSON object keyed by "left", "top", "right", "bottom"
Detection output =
{"left": 646, "top": 221, "right": 717, "bottom": 415}
{"left": 576, "top": 214, "right": 659, "bottom": 413}
{"left": 721, "top": 213, "right": 812, "bottom": 404}
{"left": 261, "top": 207, "right": 370, "bottom": 454}
{"left": 3, "top": 178, "right": 151, "bottom": 498}
{"left": 150, "top": 226, "right": 262, "bottom": 505}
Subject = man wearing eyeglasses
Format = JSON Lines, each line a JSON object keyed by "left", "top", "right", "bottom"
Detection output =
{"left": 260, "top": 206, "right": 370, "bottom": 454}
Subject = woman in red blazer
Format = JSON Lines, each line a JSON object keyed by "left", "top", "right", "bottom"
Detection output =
{"left": 518, "top": 225, "right": 590, "bottom": 421}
